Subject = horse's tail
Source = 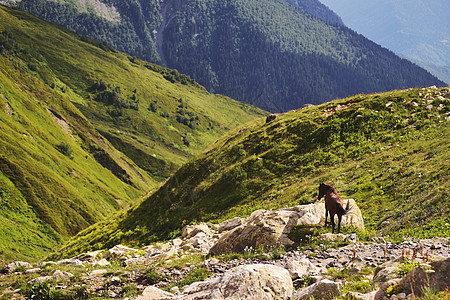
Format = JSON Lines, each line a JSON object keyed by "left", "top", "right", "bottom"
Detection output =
{"left": 337, "top": 200, "right": 351, "bottom": 216}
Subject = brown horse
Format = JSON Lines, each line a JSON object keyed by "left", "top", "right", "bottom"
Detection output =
{"left": 317, "top": 183, "right": 350, "bottom": 233}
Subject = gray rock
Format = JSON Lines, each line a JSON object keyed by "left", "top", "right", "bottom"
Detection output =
{"left": 181, "top": 223, "right": 212, "bottom": 239}
{"left": 295, "top": 279, "right": 342, "bottom": 300}
{"left": 399, "top": 256, "right": 450, "bottom": 297}
{"left": 209, "top": 209, "right": 300, "bottom": 255}
{"left": 2, "top": 261, "right": 32, "bottom": 273}
{"left": 110, "top": 276, "right": 121, "bottom": 285}
{"left": 52, "top": 270, "right": 74, "bottom": 281}
{"left": 90, "top": 269, "right": 108, "bottom": 276}
{"left": 218, "top": 217, "right": 243, "bottom": 233}
{"left": 137, "top": 286, "right": 175, "bottom": 299}
{"left": 75, "top": 250, "right": 103, "bottom": 262}
{"left": 30, "top": 276, "right": 53, "bottom": 284}
{"left": 180, "top": 264, "right": 293, "bottom": 299}
{"left": 284, "top": 257, "right": 321, "bottom": 279}
{"left": 209, "top": 201, "right": 364, "bottom": 255}
{"left": 106, "top": 244, "right": 139, "bottom": 258}
{"left": 56, "top": 258, "right": 84, "bottom": 267}
{"left": 94, "top": 258, "right": 110, "bottom": 266}
{"left": 25, "top": 268, "right": 41, "bottom": 274}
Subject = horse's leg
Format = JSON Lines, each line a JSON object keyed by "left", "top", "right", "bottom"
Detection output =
{"left": 331, "top": 214, "right": 336, "bottom": 233}
{"left": 337, "top": 214, "right": 342, "bottom": 233}
{"left": 325, "top": 209, "right": 329, "bottom": 226}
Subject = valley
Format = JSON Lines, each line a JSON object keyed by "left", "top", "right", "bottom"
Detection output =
{"left": 0, "top": 2, "right": 449, "bottom": 299}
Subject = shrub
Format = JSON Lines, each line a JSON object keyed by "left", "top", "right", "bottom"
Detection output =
{"left": 144, "top": 267, "right": 164, "bottom": 285}
{"left": 26, "top": 282, "right": 50, "bottom": 300}
{"left": 56, "top": 142, "right": 73, "bottom": 158}
{"left": 121, "top": 285, "right": 139, "bottom": 297}
{"left": 176, "top": 267, "right": 211, "bottom": 288}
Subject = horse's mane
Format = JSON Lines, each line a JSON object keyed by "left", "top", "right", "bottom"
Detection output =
{"left": 320, "top": 183, "right": 334, "bottom": 191}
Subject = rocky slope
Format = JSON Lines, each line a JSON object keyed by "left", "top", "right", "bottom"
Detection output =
{"left": 1, "top": 202, "right": 448, "bottom": 299}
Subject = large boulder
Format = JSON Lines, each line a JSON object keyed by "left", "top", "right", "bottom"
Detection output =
{"left": 180, "top": 264, "right": 293, "bottom": 299}
{"left": 209, "top": 200, "right": 364, "bottom": 255}
{"left": 209, "top": 209, "right": 299, "bottom": 255}
{"left": 399, "top": 257, "right": 450, "bottom": 297}
{"left": 295, "top": 279, "right": 342, "bottom": 300}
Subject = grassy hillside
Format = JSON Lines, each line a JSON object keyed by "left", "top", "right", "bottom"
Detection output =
{"left": 57, "top": 87, "right": 450, "bottom": 258}
{"left": 0, "top": 5, "right": 264, "bottom": 261}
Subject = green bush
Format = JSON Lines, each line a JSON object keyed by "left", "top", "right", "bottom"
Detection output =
{"left": 55, "top": 142, "right": 73, "bottom": 158}
{"left": 144, "top": 267, "right": 164, "bottom": 285}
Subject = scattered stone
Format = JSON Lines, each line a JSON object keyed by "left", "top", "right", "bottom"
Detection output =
{"left": 25, "top": 268, "right": 41, "bottom": 274}
{"left": 136, "top": 286, "right": 175, "bottom": 299}
{"left": 181, "top": 223, "right": 212, "bottom": 239}
{"left": 52, "top": 270, "right": 74, "bottom": 281}
{"left": 399, "top": 256, "right": 450, "bottom": 297}
{"left": 295, "top": 279, "right": 342, "bottom": 300}
{"left": 90, "top": 269, "right": 108, "bottom": 276}
{"left": 56, "top": 258, "right": 84, "bottom": 267}
{"left": 106, "top": 244, "right": 139, "bottom": 259}
{"left": 109, "top": 276, "right": 121, "bottom": 285}
{"left": 94, "top": 258, "right": 110, "bottom": 266}
{"left": 2, "top": 261, "right": 32, "bottom": 274}
{"left": 284, "top": 257, "right": 321, "bottom": 279}
{"left": 210, "top": 201, "right": 364, "bottom": 255}
{"left": 75, "top": 250, "right": 103, "bottom": 262}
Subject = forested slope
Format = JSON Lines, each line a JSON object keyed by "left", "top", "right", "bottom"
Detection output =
{"left": 3, "top": 0, "right": 445, "bottom": 112}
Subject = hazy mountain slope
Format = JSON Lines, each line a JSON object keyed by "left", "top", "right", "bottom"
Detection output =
{"left": 3, "top": 0, "right": 445, "bottom": 112}
{"left": 59, "top": 87, "right": 450, "bottom": 258}
{"left": 161, "top": 0, "right": 444, "bottom": 112}
{"left": 282, "top": 0, "right": 343, "bottom": 25}
{"left": 319, "top": 0, "right": 450, "bottom": 84}
{"left": 0, "top": 5, "right": 264, "bottom": 261}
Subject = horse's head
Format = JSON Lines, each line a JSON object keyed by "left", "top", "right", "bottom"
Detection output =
{"left": 317, "top": 183, "right": 331, "bottom": 200}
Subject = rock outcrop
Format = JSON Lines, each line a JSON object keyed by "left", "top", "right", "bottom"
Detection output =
{"left": 180, "top": 264, "right": 293, "bottom": 300}
{"left": 210, "top": 200, "right": 364, "bottom": 255}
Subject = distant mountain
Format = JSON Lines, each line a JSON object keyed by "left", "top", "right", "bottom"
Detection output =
{"left": 282, "top": 0, "right": 343, "bottom": 25}
{"left": 319, "top": 0, "right": 450, "bottom": 84}
{"left": 0, "top": 5, "right": 264, "bottom": 261}
{"left": 3, "top": 0, "right": 445, "bottom": 112}
{"left": 58, "top": 87, "right": 450, "bottom": 257}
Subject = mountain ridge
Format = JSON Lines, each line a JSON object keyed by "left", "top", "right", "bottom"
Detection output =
{"left": 2, "top": 0, "right": 445, "bottom": 112}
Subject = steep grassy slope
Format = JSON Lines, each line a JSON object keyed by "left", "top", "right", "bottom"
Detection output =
{"left": 0, "top": 5, "right": 264, "bottom": 261}
{"left": 3, "top": 0, "right": 445, "bottom": 112}
{"left": 58, "top": 87, "right": 450, "bottom": 257}
{"left": 0, "top": 5, "right": 265, "bottom": 182}
{"left": 0, "top": 47, "right": 151, "bottom": 262}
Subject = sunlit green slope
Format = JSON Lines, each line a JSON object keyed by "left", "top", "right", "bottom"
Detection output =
{"left": 0, "top": 5, "right": 265, "bottom": 261}
{"left": 59, "top": 87, "right": 450, "bottom": 258}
